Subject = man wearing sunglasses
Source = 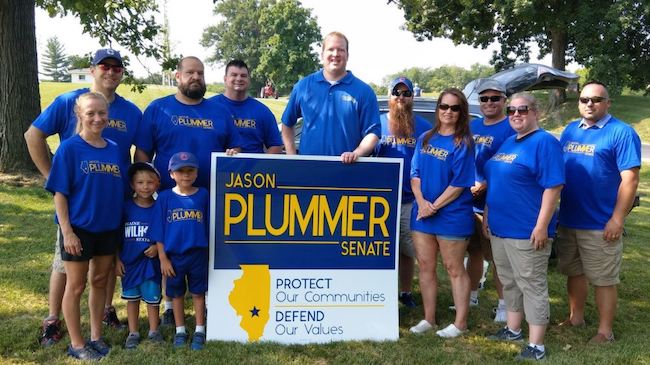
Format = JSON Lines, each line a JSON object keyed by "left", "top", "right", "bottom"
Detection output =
{"left": 25, "top": 48, "right": 142, "bottom": 346}
{"left": 464, "top": 79, "right": 515, "bottom": 322}
{"left": 556, "top": 81, "right": 641, "bottom": 344}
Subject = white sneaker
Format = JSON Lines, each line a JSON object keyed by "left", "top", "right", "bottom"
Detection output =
{"left": 409, "top": 319, "right": 434, "bottom": 334}
{"left": 493, "top": 307, "right": 507, "bottom": 323}
{"left": 436, "top": 323, "right": 465, "bottom": 338}
{"left": 448, "top": 297, "right": 479, "bottom": 310}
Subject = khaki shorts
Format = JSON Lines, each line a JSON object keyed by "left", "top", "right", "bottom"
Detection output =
{"left": 491, "top": 235, "right": 551, "bottom": 325}
{"left": 399, "top": 202, "right": 415, "bottom": 258}
{"left": 468, "top": 213, "right": 493, "bottom": 261}
{"left": 51, "top": 228, "right": 66, "bottom": 274}
{"left": 556, "top": 225, "right": 622, "bottom": 286}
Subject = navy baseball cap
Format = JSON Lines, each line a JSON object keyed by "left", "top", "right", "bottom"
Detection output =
{"left": 168, "top": 152, "right": 199, "bottom": 172}
{"left": 128, "top": 162, "right": 160, "bottom": 180}
{"left": 389, "top": 76, "right": 414, "bottom": 93}
{"left": 92, "top": 49, "right": 123, "bottom": 66}
{"left": 477, "top": 78, "right": 506, "bottom": 94}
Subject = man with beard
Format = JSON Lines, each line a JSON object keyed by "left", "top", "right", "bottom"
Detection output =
{"left": 25, "top": 49, "right": 141, "bottom": 345}
{"left": 282, "top": 31, "right": 380, "bottom": 162}
{"left": 465, "top": 79, "right": 514, "bottom": 322}
{"left": 209, "top": 59, "right": 283, "bottom": 153}
{"left": 374, "top": 77, "right": 430, "bottom": 308}
{"left": 135, "top": 56, "right": 242, "bottom": 190}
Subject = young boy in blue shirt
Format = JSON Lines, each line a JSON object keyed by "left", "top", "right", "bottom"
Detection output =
{"left": 116, "top": 162, "right": 163, "bottom": 349}
{"left": 149, "top": 152, "right": 210, "bottom": 350}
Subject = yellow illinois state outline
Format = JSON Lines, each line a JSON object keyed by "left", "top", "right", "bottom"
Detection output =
{"left": 228, "top": 264, "right": 270, "bottom": 342}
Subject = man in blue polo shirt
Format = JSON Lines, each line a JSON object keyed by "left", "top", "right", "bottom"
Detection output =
{"left": 25, "top": 48, "right": 140, "bottom": 345}
{"left": 557, "top": 81, "right": 641, "bottom": 344}
{"left": 281, "top": 31, "right": 380, "bottom": 162}
{"left": 209, "top": 59, "right": 283, "bottom": 154}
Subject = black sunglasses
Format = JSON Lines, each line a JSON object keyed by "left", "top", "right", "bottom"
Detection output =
{"left": 392, "top": 90, "right": 413, "bottom": 97}
{"left": 506, "top": 105, "right": 531, "bottom": 116}
{"left": 479, "top": 95, "right": 503, "bottom": 103}
{"left": 579, "top": 96, "right": 607, "bottom": 104}
{"left": 438, "top": 103, "right": 461, "bottom": 112}
{"left": 97, "top": 63, "right": 124, "bottom": 73}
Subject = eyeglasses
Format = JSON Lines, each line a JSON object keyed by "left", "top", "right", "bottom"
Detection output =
{"left": 392, "top": 90, "right": 413, "bottom": 97}
{"left": 438, "top": 104, "right": 461, "bottom": 112}
{"left": 479, "top": 95, "right": 503, "bottom": 103}
{"left": 97, "top": 63, "right": 124, "bottom": 73}
{"left": 579, "top": 96, "right": 607, "bottom": 104}
{"left": 506, "top": 105, "right": 532, "bottom": 116}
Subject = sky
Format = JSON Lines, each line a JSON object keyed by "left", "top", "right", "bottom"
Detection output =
{"left": 34, "top": 0, "right": 559, "bottom": 84}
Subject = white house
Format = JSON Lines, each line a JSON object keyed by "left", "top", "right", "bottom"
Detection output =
{"left": 69, "top": 68, "right": 93, "bottom": 83}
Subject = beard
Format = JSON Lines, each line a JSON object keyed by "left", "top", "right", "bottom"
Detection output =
{"left": 179, "top": 80, "right": 206, "bottom": 99}
{"left": 388, "top": 98, "right": 414, "bottom": 137}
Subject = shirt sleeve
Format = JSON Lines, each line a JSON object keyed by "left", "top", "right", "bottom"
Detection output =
{"left": 281, "top": 83, "right": 302, "bottom": 127}
{"left": 359, "top": 89, "right": 381, "bottom": 138}
{"left": 614, "top": 126, "right": 642, "bottom": 171}
{"left": 410, "top": 138, "right": 423, "bottom": 179}
{"left": 148, "top": 194, "right": 165, "bottom": 244}
{"left": 261, "top": 107, "right": 283, "bottom": 148}
{"left": 134, "top": 104, "right": 156, "bottom": 154}
{"left": 45, "top": 143, "right": 72, "bottom": 196}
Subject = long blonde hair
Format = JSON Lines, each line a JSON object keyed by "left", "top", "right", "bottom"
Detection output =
{"left": 74, "top": 92, "right": 108, "bottom": 134}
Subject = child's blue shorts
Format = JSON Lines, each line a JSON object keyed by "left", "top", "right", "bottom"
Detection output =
{"left": 166, "top": 248, "right": 208, "bottom": 298}
{"left": 121, "top": 279, "right": 162, "bottom": 305}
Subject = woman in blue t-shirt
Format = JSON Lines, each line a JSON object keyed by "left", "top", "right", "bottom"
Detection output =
{"left": 408, "top": 88, "right": 475, "bottom": 338}
{"left": 46, "top": 92, "right": 124, "bottom": 360}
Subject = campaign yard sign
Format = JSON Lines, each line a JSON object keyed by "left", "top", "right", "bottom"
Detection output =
{"left": 207, "top": 154, "right": 402, "bottom": 344}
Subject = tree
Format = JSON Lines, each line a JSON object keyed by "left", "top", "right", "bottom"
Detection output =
{"left": 0, "top": 0, "right": 161, "bottom": 174}
{"left": 391, "top": 0, "right": 650, "bottom": 96}
{"left": 382, "top": 64, "right": 493, "bottom": 94}
{"left": 68, "top": 53, "right": 92, "bottom": 69}
{"left": 41, "top": 36, "right": 70, "bottom": 82}
{"left": 201, "top": 0, "right": 321, "bottom": 95}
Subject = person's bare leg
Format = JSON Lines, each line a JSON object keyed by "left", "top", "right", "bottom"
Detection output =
{"left": 62, "top": 260, "right": 89, "bottom": 349}
{"left": 595, "top": 285, "right": 617, "bottom": 336}
{"left": 126, "top": 301, "right": 140, "bottom": 334}
{"left": 566, "top": 274, "right": 588, "bottom": 324}
{"left": 48, "top": 271, "right": 66, "bottom": 318}
{"left": 439, "top": 238, "right": 470, "bottom": 330}
{"left": 413, "top": 232, "right": 439, "bottom": 324}
{"left": 88, "top": 255, "right": 114, "bottom": 341}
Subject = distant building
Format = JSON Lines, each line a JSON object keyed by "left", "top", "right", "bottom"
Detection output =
{"left": 69, "top": 68, "right": 93, "bottom": 83}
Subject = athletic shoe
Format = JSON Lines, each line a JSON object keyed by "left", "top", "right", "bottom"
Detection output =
{"left": 398, "top": 292, "right": 417, "bottom": 308}
{"left": 493, "top": 307, "right": 507, "bottom": 323}
{"left": 162, "top": 309, "right": 175, "bottom": 326}
{"left": 124, "top": 333, "right": 140, "bottom": 349}
{"left": 173, "top": 332, "right": 188, "bottom": 348}
{"left": 515, "top": 345, "right": 546, "bottom": 361}
{"left": 147, "top": 331, "right": 164, "bottom": 343}
{"left": 40, "top": 318, "right": 63, "bottom": 347}
{"left": 448, "top": 297, "right": 479, "bottom": 310}
{"left": 191, "top": 332, "right": 206, "bottom": 351}
{"left": 88, "top": 338, "right": 111, "bottom": 356}
{"left": 488, "top": 326, "right": 524, "bottom": 342}
{"left": 436, "top": 323, "right": 465, "bottom": 338}
{"left": 588, "top": 333, "right": 615, "bottom": 344}
{"left": 409, "top": 319, "right": 434, "bottom": 334}
{"left": 102, "top": 306, "right": 125, "bottom": 329}
{"left": 67, "top": 344, "right": 102, "bottom": 360}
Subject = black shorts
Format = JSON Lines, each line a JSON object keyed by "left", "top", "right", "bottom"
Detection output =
{"left": 59, "top": 226, "right": 120, "bottom": 262}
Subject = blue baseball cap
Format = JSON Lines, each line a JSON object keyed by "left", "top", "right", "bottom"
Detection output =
{"left": 168, "top": 152, "right": 199, "bottom": 172}
{"left": 389, "top": 76, "right": 414, "bottom": 93}
{"left": 92, "top": 49, "right": 123, "bottom": 66}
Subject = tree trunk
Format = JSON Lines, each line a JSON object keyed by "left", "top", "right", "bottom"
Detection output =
{"left": 0, "top": 0, "right": 41, "bottom": 174}
{"left": 550, "top": 27, "right": 567, "bottom": 105}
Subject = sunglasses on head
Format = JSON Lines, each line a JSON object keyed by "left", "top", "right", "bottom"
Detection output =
{"left": 506, "top": 105, "right": 531, "bottom": 116}
{"left": 579, "top": 96, "right": 607, "bottom": 104}
{"left": 479, "top": 95, "right": 503, "bottom": 103}
{"left": 97, "top": 63, "right": 124, "bottom": 73}
{"left": 392, "top": 90, "right": 413, "bottom": 97}
{"left": 438, "top": 103, "right": 461, "bottom": 112}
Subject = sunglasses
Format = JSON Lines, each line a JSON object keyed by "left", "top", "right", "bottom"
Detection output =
{"left": 506, "top": 105, "right": 531, "bottom": 116}
{"left": 392, "top": 90, "right": 413, "bottom": 97}
{"left": 579, "top": 96, "right": 607, "bottom": 104}
{"left": 479, "top": 95, "right": 503, "bottom": 103}
{"left": 97, "top": 63, "right": 124, "bottom": 73}
{"left": 438, "top": 103, "right": 461, "bottom": 112}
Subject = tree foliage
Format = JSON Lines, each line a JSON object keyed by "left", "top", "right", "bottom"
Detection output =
{"left": 68, "top": 53, "right": 92, "bottom": 69}
{"left": 202, "top": 0, "right": 321, "bottom": 95}
{"left": 391, "top": 0, "right": 650, "bottom": 95}
{"left": 382, "top": 64, "right": 494, "bottom": 94}
{"left": 41, "top": 36, "right": 70, "bottom": 82}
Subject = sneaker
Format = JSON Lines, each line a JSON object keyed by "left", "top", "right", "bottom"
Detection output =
{"left": 409, "top": 319, "right": 434, "bottom": 334}
{"left": 515, "top": 345, "right": 546, "bottom": 361}
{"left": 67, "top": 344, "right": 102, "bottom": 360}
{"left": 88, "top": 338, "right": 111, "bottom": 356}
{"left": 147, "top": 331, "right": 164, "bottom": 343}
{"left": 436, "top": 323, "right": 465, "bottom": 338}
{"left": 488, "top": 326, "right": 524, "bottom": 342}
{"left": 493, "top": 307, "right": 507, "bottom": 323}
{"left": 102, "top": 306, "right": 125, "bottom": 329}
{"left": 173, "top": 332, "right": 188, "bottom": 348}
{"left": 398, "top": 292, "right": 417, "bottom": 308}
{"left": 162, "top": 309, "right": 175, "bottom": 326}
{"left": 40, "top": 318, "right": 63, "bottom": 347}
{"left": 588, "top": 333, "right": 615, "bottom": 344}
{"left": 124, "top": 333, "right": 140, "bottom": 350}
{"left": 191, "top": 332, "right": 206, "bottom": 351}
{"left": 449, "top": 297, "right": 479, "bottom": 310}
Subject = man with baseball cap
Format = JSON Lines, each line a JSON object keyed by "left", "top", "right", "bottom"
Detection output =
{"left": 374, "top": 76, "right": 431, "bottom": 308}
{"left": 464, "top": 78, "right": 515, "bottom": 321}
{"left": 25, "top": 48, "right": 141, "bottom": 345}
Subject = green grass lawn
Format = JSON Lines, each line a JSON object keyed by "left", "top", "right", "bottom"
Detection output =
{"left": 1, "top": 166, "right": 649, "bottom": 364}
